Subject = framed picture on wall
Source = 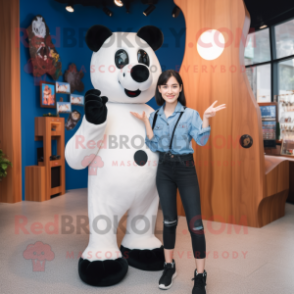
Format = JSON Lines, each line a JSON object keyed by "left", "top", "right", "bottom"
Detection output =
{"left": 57, "top": 102, "right": 72, "bottom": 113}
{"left": 56, "top": 81, "right": 71, "bottom": 94}
{"left": 70, "top": 94, "right": 84, "bottom": 106}
{"left": 40, "top": 81, "right": 56, "bottom": 108}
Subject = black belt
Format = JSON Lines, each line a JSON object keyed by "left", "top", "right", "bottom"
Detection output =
{"left": 158, "top": 151, "right": 194, "bottom": 165}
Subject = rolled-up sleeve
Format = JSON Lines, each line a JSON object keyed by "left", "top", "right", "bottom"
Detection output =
{"left": 189, "top": 110, "right": 211, "bottom": 146}
{"left": 145, "top": 112, "right": 159, "bottom": 152}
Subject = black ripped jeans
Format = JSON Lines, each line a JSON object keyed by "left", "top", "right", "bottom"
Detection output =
{"left": 156, "top": 151, "right": 206, "bottom": 259}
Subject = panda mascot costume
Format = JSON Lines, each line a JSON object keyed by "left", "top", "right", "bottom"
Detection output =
{"left": 65, "top": 25, "right": 165, "bottom": 286}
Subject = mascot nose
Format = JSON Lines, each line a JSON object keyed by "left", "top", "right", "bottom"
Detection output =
{"left": 130, "top": 65, "right": 150, "bottom": 83}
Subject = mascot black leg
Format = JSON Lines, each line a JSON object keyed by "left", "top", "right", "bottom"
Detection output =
{"left": 120, "top": 245, "right": 164, "bottom": 271}
{"left": 78, "top": 257, "right": 128, "bottom": 286}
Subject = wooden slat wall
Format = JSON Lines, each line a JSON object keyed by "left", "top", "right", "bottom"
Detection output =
{"left": 0, "top": 0, "right": 22, "bottom": 203}
{"left": 174, "top": 0, "right": 265, "bottom": 227}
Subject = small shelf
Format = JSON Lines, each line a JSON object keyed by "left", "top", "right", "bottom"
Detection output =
{"left": 25, "top": 117, "right": 65, "bottom": 202}
{"left": 51, "top": 186, "right": 62, "bottom": 195}
{"left": 50, "top": 160, "right": 62, "bottom": 167}
{"left": 51, "top": 131, "right": 62, "bottom": 136}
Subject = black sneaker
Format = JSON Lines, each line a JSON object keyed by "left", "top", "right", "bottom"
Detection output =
{"left": 192, "top": 269, "right": 207, "bottom": 294}
{"left": 158, "top": 259, "right": 177, "bottom": 290}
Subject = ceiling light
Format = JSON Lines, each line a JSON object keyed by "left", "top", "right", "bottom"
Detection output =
{"left": 260, "top": 24, "right": 267, "bottom": 29}
{"left": 103, "top": 6, "right": 113, "bottom": 17}
{"left": 143, "top": 4, "right": 155, "bottom": 16}
{"left": 172, "top": 5, "right": 180, "bottom": 18}
{"left": 114, "top": 0, "right": 124, "bottom": 7}
{"left": 66, "top": 4, "right": 74, "bottom": 12}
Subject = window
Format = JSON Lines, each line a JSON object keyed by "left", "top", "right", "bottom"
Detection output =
{"left": 275, "top": 19, "right": 294, "bottom": 59}
{"left": 278, "top": 58, "right": 294, "bottom": 94}
{"left": 245, "top": 29, "right": 271, "bottom": 66}
{"left": 245, "top": 17, "right": 294, "bottom": 102}
{"left": 246, "top": 64, "right": 271, "bottom": 102}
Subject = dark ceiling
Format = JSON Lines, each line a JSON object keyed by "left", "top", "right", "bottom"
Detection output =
{"left": 54, "top": 0, "right": 294, "bottom": 30}
{"left": 244, "top": 0, "right": 294, "bottom": 29}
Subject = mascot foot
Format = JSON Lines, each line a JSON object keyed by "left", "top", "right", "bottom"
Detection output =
{"left": 120, "top": 244, "right": 164, "bottom": 271}
{"left": 78, "top": 257, "right": 128, "bottom": 286}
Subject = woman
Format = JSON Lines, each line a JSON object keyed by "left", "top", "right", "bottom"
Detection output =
{"left": 131, "top": 70, "right": 226, "bottom": 294}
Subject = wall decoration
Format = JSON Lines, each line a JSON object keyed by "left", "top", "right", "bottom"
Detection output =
{"left": 70, "top": 94, "right": 84, "bottom": 106}
{"left": 57, "top": 102, "right": 71, "bottom": 113}
{"left": 64, "top": 64, "right": 85, "bottom": 93}
{"left": 27, "top": 15, "right": 62, "bottom": 80}
{"left": 56, "top": 81, "right": 71, "bottom": 94}
{"left": 239, "top": 134, "right": 253, "bottom": 148}
{"left": 65, "top": 110, "right": 81, "bottom": 130}
{"left": 40, "top": 81, "right": 56, "bottom": 108}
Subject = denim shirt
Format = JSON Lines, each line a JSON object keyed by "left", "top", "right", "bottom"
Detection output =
{"left": 145, "top": 101, "right": 211, "bottom": 155}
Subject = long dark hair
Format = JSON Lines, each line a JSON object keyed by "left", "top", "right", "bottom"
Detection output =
{"left": 155, "top": 69, "right": 186, "bottom": 106}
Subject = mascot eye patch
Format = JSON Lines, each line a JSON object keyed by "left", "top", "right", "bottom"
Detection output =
{"left": 137, "top": 49, "right": 149, "bottom": 67}
{"left": 115, "top": 49, "right": 129, "bottom": 69}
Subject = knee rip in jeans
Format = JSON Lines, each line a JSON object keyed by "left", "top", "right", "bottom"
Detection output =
{"left": 191, "top": 225, "right": 204, "bottom": 236}
{"left": 164, "top": 219, "right": 177, "bottom": 227}
{"left": 191, "top": 220, "right": 204, "bottom": 231}
{"left": 193, "top": 225, "right": 204, "bottom": 230}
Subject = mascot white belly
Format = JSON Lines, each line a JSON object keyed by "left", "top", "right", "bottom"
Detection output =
{"left": 65, "top": 25, "right": 165, "bottom": 287}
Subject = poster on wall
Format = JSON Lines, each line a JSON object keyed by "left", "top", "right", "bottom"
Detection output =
{"left": 57, "top": 102, "right": 71, "bottom": 113}
{"left": 56, "top": 82, "right": 71, "bottom": 94}
{"left": 26, "top": 15, "right": 62, "bottom": 80}
{"left": 64, "top": 63, "right": 85, "bottom": 93}
{"left": 70, "top": 94, "right": 84, "bottom": 106}
{"left": 40, "top": 81, "right": 56, "bottom": 108}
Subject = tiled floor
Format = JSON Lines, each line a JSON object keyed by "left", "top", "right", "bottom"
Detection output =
{"left": 0, "top": 188, "right": 293, "bottom": 294}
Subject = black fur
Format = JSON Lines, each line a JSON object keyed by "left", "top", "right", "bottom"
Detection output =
{"left": 84, "top": 89, "right": 108, "bottom": 125}
{"left": 78, "top": 257, "right": 128, "bottom": 286}
{"left": 137, "top": 25, "right": 164, "bottom": 51}
{"left": 120, "top": 244, "right": 164, "bottom": 271}
{"left": 134, "top": 150, "right": 148, "bottom": 166}
{"left": 85, "top": 25, "right": 113, "bottom": 52}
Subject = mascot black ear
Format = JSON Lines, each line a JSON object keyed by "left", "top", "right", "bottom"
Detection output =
{"left": 85, "top": 25, "right": 113, "bottom": 52}
{"left": 136, "top": 25, "right": 164, "bottom": 51}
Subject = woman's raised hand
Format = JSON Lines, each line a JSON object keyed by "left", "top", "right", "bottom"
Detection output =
{"left": 130, "top": 111, "right": 148, "bottom": 122}
{"left": 204, "top": 100, "right": 226, "bottom": 118}
{"left": 131, "top": 111, "right": 154, "bottom": 140}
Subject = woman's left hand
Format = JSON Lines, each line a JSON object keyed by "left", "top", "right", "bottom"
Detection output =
{"left": 203, "top": 101, "right": 226, "bottom": 118}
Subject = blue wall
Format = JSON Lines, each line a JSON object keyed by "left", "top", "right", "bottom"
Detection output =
{"left": 20, "top": 0, "right": 186, "bottom": 200}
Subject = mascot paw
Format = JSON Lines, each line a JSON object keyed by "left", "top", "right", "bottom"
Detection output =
{"left": 78, "top": 256, "right": 128, "bottom": 286}
{"left": 84, "top": 89, "right": 108, "bottom": 125}
{"left": 120, "top": 244, "right": 164, "bottom": 271}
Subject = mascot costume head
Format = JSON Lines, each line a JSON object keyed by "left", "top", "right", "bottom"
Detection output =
{"left": 65, "top": 25, "right": 165, "bottom": 286}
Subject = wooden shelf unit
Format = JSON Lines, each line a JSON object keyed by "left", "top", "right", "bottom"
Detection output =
{"left": 25, "top": 117, "right": 65, "bottom": 201}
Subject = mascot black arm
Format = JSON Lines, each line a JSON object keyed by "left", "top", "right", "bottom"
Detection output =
{"left": 84, "top": 89, "right": 108, "bottom": 125}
